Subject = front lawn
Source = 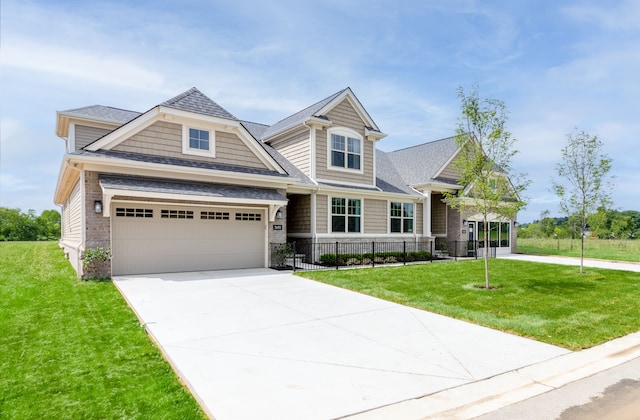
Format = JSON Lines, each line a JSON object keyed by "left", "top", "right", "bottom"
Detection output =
{"left": 298, "top": 259, "right": 640, "bottom": 350}
{"left": 0, "top": 242, "right": 206, "bottom": 419}
{"left": 518, "top": 237, "right": 640, "bottom": 263}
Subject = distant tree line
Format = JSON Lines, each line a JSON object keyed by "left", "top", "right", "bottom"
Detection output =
{"left": 519, "top": 209, "right": 640, "bottom": 240}
{"left": 0, "top": 207, "right": 61, "bottom": 241}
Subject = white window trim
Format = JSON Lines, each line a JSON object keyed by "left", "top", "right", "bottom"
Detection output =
{"left": 388, "top": 201, "right": 415, "bottom": 234}
{"left": 326, "top": 127, "right": 364, "bottom": 174}
{"left": 329, "top": 196, "right": 363, "bottom": 234}
{"left": 182, "top": 125, "right": 215, "bottom": 158}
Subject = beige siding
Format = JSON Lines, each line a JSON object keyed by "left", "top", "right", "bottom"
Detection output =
{"left": 112, "top": 121, "right": 268, "bottom": 169}
{"left": 416, "top": 202, "right": 423, "bottom": 234}
{"left": 432, "top": 193, "right": 447, "bottom": 235}
{"left": 316, "top": 195, "right": 328, "bottom": 234}
{"left": 62, "top": 180, "right": 82, "bottom": 244}
{"left": 364, "top": 199, "right": 387, "bottom": 234}
{"left": 438, "top": 160, "right": 460, "bottom": 180}
{"left": 287, "top": 194, "right": 311, "bottom": 233}
{"left": 75, "top": 125, "right": 112, "bottom": 149}
{"left": 315, "top": 99, "right": 375, "bottom": 185}
{"left": 270, "top": 127, "right": 311, "bottom": 177}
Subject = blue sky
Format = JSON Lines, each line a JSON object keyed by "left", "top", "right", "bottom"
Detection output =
{"left": 1, "top": 0, "right": 638, "bottom": 223}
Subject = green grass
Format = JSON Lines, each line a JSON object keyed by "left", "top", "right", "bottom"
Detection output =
{"left": 0, "top": 242, "right": 206, "bottom": 420}
{"left": 518, "top": 237, "right": 640, "bottom": 263}
{"left": 299, "top": 259, "right": 640, "bottom": 350}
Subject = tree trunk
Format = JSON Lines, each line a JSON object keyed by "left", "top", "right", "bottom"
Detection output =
{"left": 484, "top": 217, "right": 490, "bottom": 288}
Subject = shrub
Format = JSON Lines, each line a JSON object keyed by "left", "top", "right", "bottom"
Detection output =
{"left": 319, "top": 250, "right": 431, "bottom": 266}
{"left": 81, "top": 247, "right": 112, "bottom": 269}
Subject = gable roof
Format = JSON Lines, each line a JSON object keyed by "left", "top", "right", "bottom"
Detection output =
{"left": 375, "top": 150, "right": 421, "bottom": 195}
{"left": 260, "top": 87, "right": 384, "bottom": 141}
{"left": 160, "top": 87, "right": 237, "bottom": 120}
{"left": 59, "top": 105, "right": 141, "bottom": 124}
{"left": 260, "top": 89, "right": 347, "bottom": 140}
{"left": 386, "top": 136, "right": 460, "bottom": 188}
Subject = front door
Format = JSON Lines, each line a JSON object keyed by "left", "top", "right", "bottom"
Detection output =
{"left": 467, "top": 221, "right": 476, "bottom": 241}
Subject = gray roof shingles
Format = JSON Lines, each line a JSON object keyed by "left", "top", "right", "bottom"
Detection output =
{"left": 99, "top": 174, "right": 287, "bottom": 202}
{"left": 386, "top": 136, "right": 460, "bottom": 187}
{"left": 60, "top": 105, "right": 141, "bottom": 124}
{"left": 74, "top": 149, "right": 290, "bottom": 178}
{"left": 160, "top": 87, "right": 237, "bottom": 120}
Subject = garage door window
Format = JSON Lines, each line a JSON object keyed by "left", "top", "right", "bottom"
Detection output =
{"left": 201, "top": 211, "right": 230, "bottom": 220}
{"left": 161, "top": 209, "right": 194, "bottom": 219}
{"left": 115, "top": 208, "right": 153, "bottom": 218}
{"left": 235, "top": 212, "right": 261, "bottom": 221}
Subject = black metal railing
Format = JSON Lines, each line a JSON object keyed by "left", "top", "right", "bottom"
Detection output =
{"left": 270, "top": 240, "right": 498, "bottom": 271}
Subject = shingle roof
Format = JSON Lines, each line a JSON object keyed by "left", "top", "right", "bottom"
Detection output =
{"left": 375, "top": 150, "right": 421, "bottom": 195}
{"left": 260, "top": 89, "right": 347, "bottom": 140}
{"left": 73, "top": 149, "right": 290, "bottom": 178}
{"left": 59, "top": 105, "right": 141, "bottom": 124}
{"left": 160, "top": 87, "right": 237, "bottom": 120}
{"left": 386, "top": 136, "right": 460, "bottom": 187}
{"left": 99, "top": 174, "right": 287, "bottom": 202}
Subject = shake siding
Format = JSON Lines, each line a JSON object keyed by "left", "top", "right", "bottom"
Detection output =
{"left": 63, "top": 181, "right": 82, "bottom": 243}
{"left": 364, "top": 199, "right": 386, "bottom": 233}
{"left": 316, "top": 195, "right": 328, "bottom": 233}
{"left": 112, "top": 121, "right": 268, "bottom": 169}
{"left": 287, "top": 194, "right": 311, "bottom": 233}
{"left": 270, "top": 127, "right": 311, "bottom": 177}
{"left": 75, "top": 125, "right": 112, "bottom": 150}
{"left": 432, "top": 193, "right": 447, "bottom": 234}
{"left": 416, "top": 203, "right": 423, "bottom": 234}
{"left": 315, "top": 99, "right": 375, "bottom": 185}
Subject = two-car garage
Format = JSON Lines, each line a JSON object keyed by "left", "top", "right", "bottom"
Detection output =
{"left": 111, "top": 204, "right": 266, "bottom": 275}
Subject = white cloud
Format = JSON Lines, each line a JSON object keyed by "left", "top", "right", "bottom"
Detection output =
{"left": 2, "top": 39, "right": 167, "bottom": 92}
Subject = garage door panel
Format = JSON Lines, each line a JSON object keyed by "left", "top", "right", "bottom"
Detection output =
{"left": 112, "top": 205, "right": 266, "bottom": 275}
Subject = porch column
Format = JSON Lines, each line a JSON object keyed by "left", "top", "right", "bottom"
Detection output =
{"left": 423, "top": 190, "right": 432, "bottom": 238}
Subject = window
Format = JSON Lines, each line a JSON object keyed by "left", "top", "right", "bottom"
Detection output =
{"left": 235, "top": 213, "right": 261, "bottom": 221}
{"left": 115, "top": 208, "right": 153, "bottom": 218}
{"left": 329, "top": 128, "right": 362, "bottom": 171}
{"left": 331, "top": 198, "right": 361, "bottom": 233}
{"left": 189, "top": 128, "right": 209, "bottom": 150}
{"left": 182, "top": 125, "right": 215, "bottom": 157}
{"left": 161, "top": 209, "right": 193, "bottom": 219}
{"left": 475, "top": 221, "right": 510, "bottom": 247}
{"left": 390, "top": 202, "right": 414, "bottom": 233}
{"left": 201, "top": 211, "right": 229, "bottom": 220}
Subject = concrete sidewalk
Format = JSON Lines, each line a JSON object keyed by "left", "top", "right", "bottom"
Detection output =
{"left": 113, "top": 268, "right": 569, "bottom": 420}
{"left": 500, "top": 253, "right": 640, "bottom": 272}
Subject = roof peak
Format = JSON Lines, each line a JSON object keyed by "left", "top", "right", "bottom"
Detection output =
{"left": 160, "top": 87, "right": 237, "bottom": 120}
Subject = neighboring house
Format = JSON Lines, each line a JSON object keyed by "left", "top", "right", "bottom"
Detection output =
{"left": 54, "top": 87, "right": 517, "bottom": 278}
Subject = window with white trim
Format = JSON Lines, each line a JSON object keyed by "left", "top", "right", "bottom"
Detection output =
{"left": 328, "top": 128, "right": 362, "bottom": 171}
{"left": 390, "top": 202, "right": 414, "bottom": 233}
{"left": 331, "top": 197, "right": 361, "bottom": 233}
{"left": 182, "top": 125, "right": 215, "bottom": 157}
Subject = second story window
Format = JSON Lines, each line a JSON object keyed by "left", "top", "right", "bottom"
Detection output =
{"left": 189, "top": 128, "right": 210, "bottom": 151}
{"left": 329, "top": 128, "right": 362, "bottom": 171}
{"left": 182, "top": 125, "right": 215, "bottom": 157}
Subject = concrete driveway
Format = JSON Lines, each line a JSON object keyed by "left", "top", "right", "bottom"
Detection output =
{"left": 113, "top": 269, "right": 569, "bottom": 420}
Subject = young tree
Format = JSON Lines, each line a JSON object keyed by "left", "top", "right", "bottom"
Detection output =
{"left": 552, "top": 129, "right": 613, "bottom": 273}
{"left": 446, "top": 85, "right": 529, "bottom": 288}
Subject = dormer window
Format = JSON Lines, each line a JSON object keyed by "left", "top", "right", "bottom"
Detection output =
{"left": 182, "top": 125, "right": 215, "bottom": 157}
{"left": 328, "top": 128, "right": 362, "bottom": 172}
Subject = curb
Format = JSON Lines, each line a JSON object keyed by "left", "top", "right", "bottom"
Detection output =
{"left": 343, "top": 331, "right": 640, "bottom": 420}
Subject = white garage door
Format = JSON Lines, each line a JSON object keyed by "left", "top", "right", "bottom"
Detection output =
{"left": 111, "top": 204, "right": 266, "bottom": 275}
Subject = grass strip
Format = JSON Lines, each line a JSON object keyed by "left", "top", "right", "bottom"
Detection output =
{"left": 0, "top": 242, "right": 206, "bottom": 419}
{"left": 299, "top": 259, "right": 640, "bottom": 350}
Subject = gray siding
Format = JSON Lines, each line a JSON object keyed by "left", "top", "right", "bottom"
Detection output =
{"left": 432, "top": 193, "right": 447, "bottom": 235}
{"left": 416, "top": 202, "right": 423, "bottom": 235}
{"left": 316, "top": 195, "right": 328, "bottom": 234}
{"left": 75, "top": 125, "right": 112, "bottom": 150}
{"left": 112, "top": 121, "right": 269, "bottom": 170}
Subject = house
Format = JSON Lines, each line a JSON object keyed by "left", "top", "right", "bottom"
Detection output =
{"left": 54, "top": 87, "right": 517, "bottom": 278}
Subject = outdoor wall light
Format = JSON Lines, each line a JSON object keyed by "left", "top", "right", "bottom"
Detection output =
{"left": 276, "top": 209, "right": 283, "bottom": 219}
{"left": 94, "top": 200, "right": 103, "bottom": 214}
